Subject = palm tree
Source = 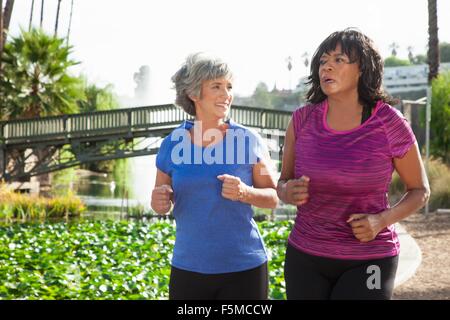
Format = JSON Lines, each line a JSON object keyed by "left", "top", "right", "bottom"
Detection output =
{"left": 0, "top": 28, "right": 85, "bottom": 119}
{"left": 428, "top": 0, "right": 439, "bottom": 82}
{"left": 302, "top": 52, "right": 309, "bottom": 69}
{"left": 407, "top": 46, "right": 414, "bottom": 64}
{"left": 28, "top": 0, "right": 35, "bottom": 31}
{"left": 54, "top": 0, "right": 62, "bottom": 37}
{"left": 389, "top": 42, "right": 399, "bottom": 57}
{"left": 286, "top": 56, "right": 293, "bottom": 90}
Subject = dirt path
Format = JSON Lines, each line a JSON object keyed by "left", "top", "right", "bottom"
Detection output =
{"left": 393, "top": 212, "right": 450, "bottom": 300}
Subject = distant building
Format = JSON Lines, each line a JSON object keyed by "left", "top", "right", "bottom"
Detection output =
{"left": 383, "top": 63, "right": 450, "bottom": 149}
{"left": 383, "top": 63, "right": 450, "bottom": 99}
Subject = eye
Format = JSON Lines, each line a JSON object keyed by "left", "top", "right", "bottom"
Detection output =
{"left": 319, "top": 59, "right": 327, "bottom": 65}
{"left": 336, "top": 57, "right": 344, "bottom": 63}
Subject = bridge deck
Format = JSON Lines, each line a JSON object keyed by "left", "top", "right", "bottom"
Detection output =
{"left": 0, "top": 104, "right": 292, "bottom": 146}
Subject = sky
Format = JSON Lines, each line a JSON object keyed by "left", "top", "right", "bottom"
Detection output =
{"left": 8, "top": 0, "right": 450, "bottom": 106}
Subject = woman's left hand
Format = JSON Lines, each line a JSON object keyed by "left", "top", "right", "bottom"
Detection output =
{"left": 217, "top": 174, "right": 249, "bottom": 202}
{"left": 346, "top": 213, "right": 388, "bottom": 243}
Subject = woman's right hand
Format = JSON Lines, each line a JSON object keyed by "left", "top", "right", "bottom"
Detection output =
{"left": 278, "top": 176, "right": 310, "bottom": 206}
{"left": 151, "top": 184, "right": 174, "bottom": 214}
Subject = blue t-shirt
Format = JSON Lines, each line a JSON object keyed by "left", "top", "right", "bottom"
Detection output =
{"left": 155, "top": 119, "right": 268, "bottom": 274}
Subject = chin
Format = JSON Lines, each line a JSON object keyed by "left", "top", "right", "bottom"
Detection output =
{"left": 217, "top": 110, "right": 229, "bottom": 118}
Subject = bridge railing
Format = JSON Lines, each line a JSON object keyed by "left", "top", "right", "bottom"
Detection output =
{"left": 0, "top": 104, "right": 292, "bottom": 145}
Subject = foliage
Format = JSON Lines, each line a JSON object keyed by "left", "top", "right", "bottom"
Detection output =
{"left": 77, "top": 77, "right": 120, "bottom": 113}
{"left": 411, "top": 54, "right": 427, "bottom": 65}
{"left": 259, "top": 220, "right": 293, "bottom": 299}
{"left": 384, "top": 56, "right": 411, "bottom": 67}
{"left": 235, "top": 81, "right": 306, "bottom": 110}
{"left": 0, "top": 28, "right": 85, "bottom": 119}
{"left": 77, "top": 78, "right": 124, "bottom": 173}
{"left": 430, "top": 71, "right": 450, "bottom": 163}
{"left": 0, "top": 220, "right": 174, "bottom": 299}
{"left": 440, "top": 42, "right": 450, "bottom": 63}
{"left": 0, "top": 219, "right": 293, "bottom": 299}
{"left": 253, "top": 82, "right": 272, "bottom": 108}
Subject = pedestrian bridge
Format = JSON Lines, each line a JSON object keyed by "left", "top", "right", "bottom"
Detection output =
{"left": 0, "top": 104, "right": 292, "bottom": 181}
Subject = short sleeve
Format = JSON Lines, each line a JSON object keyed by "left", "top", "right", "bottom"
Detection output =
{"left": 291, "top": 107, "right": 302, "bottom": 140}
{"left": 240, "top": 127, "right": 270, "bottom": 164}
{"left": 155, "top": 135, "right": 172, "bottom": 176}
{"left": 253, "top": 131, "right": 270, "bottom": 163}
{"left": 291, "top": 104, "right": 315, "bottom": 140}
{"left": 380, "top": 105, "right": 416, "bottom": 158}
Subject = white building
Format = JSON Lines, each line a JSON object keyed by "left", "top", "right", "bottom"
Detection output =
{"left": 383, "top": 63, "right": 450, "bottom": 94}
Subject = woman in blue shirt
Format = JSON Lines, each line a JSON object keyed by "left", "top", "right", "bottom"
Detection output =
{"left": 151, "top": 53, "right": 278, "bottom": 300}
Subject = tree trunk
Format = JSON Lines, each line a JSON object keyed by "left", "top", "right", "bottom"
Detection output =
{"left": 428, "top": 0, "right": 439, "bottom": 83}
{"left": 2, "top": 0, "right": 13, "bottom": 31}
{"left": 0, "top": 0, "right": 14, "bottom": 59}
{"left": 29, "top": 0, "right": 34, "bottom": 31}
{"left": 0, "top": 0, "right": 4, "bottom": 57}
{"left": 40, "top": 0, "right": 44, "bottom": 28}
{"left": 54, "top": 0, "right": 61, "bottom": 37}
{"left": 67, "top": 0, "right": 73, "bottom": 44}
{"left": 0, "top": 0, "right": 4, "bottom": 76}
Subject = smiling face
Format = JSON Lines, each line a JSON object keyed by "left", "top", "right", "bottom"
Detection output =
{"left": 191, "top": 77, "right": 233, "bottom": 121}
{"left": 319, "top": 43, "right": 361, "bottom": 99}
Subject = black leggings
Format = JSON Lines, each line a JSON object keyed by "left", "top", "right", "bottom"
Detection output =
{"left": 169, "top": 263, "right": 268, "bottom": 300}
{"left": 284, "top": 243, "right": 399, "bottom": 300}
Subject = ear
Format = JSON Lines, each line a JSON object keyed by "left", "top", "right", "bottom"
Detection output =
{"left": 189, "top": 94, "right": 199, "bottom": 102}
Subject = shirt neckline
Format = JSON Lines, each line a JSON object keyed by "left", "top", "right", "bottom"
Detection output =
{"left": 322, "top": 99, "right": 383, "bottom": 135}
{"left": 183, "top": 118, "right": 235, "bottom": 148}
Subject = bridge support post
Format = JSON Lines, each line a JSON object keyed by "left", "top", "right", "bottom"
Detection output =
{"left": 0, "top": 147, "right": 4, "bottom": 181}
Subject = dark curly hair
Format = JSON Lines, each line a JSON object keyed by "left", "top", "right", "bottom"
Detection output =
{"left": 306, "top": 28, "right": 396, "bottom": 112}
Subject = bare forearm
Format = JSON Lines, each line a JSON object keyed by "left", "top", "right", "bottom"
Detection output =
{"left": 276, "top": 181, "right": 288, "bottom": 203}
{"left": 381, "top": 188, "right": 430, "bottom": 227}
{"left": 242, "top": 186, "right": 278, "bottom": 209}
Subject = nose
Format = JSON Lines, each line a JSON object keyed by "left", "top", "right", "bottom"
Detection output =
{"left": 321, "top": 61, "right": 333, "bottom": 71}
{"left": 221, "top": 87, "right": 232, "bottom": 99}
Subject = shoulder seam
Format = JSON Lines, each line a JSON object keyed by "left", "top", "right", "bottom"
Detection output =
{"left": 293, "top": 104, "right": 317, "bottom": 138}
{"left": 374, "top": 106, "right": 394, "bottom": 157}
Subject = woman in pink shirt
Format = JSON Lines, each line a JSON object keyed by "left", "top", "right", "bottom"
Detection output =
{"left": 277, "top": 28, "right": 430, "bottom": 299}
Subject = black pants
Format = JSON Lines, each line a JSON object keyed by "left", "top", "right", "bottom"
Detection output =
{"left": 284, "top": 243, "right": 399, "bottom": 300}
{"left": 169, "top": 263, "right": 268, "bottom": 300}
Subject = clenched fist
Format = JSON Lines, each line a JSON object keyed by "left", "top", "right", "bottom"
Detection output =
{"left": 217, "top": 174, "right": 249, "bottom": 202}
{"left": 347, "top": 213, "right": 387, "bottom": 243}
{"left": 151, "top": 184, "right": 173, "bottom": 214}
{"left": 278, "top": 175, "right": 310, "bottom": 206}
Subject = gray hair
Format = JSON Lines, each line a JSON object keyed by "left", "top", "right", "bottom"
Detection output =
{"left": 171, "top": 52, "right": 233, "bottom": 116}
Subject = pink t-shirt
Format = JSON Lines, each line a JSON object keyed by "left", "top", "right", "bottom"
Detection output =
{"left": 289, "top": 99, "right": 416, "bottom": 260}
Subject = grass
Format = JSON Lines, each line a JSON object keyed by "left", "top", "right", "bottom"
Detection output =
{"left": 389, "top": 157, "right": 450, "bottom": 212}
{"left": 0, "top": 183, "right": 86, "bottom": 222}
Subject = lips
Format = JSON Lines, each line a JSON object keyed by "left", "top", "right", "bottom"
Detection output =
{"left": 321, "top": 76, "right": 335, "bottom": 84}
